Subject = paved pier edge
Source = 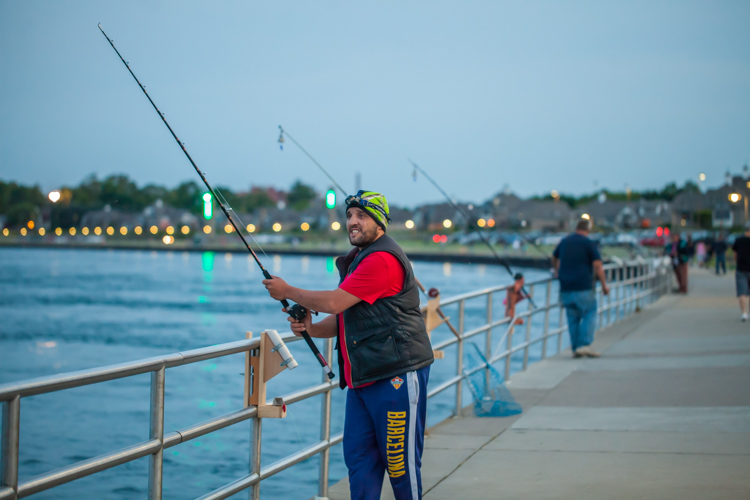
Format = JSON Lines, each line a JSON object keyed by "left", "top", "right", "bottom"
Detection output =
{"left": 328, "top": 268, "right": 750, "bottom": 500}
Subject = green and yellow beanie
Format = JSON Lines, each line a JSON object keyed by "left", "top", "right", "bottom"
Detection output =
{"left": 345, "top": 190, "right": 391, "bottom": 231}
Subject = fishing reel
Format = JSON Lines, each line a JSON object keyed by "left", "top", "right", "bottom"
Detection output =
{"left": 287, "top": 303, "right": 318, "bottom": 322}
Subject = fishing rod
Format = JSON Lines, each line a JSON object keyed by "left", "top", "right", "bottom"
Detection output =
{"left": 410, "top": 160, "right": 549, "bottom": 257}
{"left": 98, "top": 24, "right": 334, "bottom": 380}
{"left": 408, "top": 159, "right": 538, "bottom": 308}
{"left": 278, "top": 126, "right": 348, "bottom": 196}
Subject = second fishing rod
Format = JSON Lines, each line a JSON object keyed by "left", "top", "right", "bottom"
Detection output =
{"left": 408, "top": 160, "right": 539, "bottom": 308}
{"left": 99, "top": 25, "right": 334, "bottom": 380}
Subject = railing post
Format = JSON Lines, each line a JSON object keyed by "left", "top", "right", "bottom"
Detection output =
{"left": 485, "top": 292, "right": 493, "bottom": 394}
{"left": 606, "top": 269, "right": 612, "bottom": 326}
{"left": 316, "top": 338, "right": 334, "bottom": 500}
{"left": 542, "top": 281, "right": 552, "bottom": 359}
{"left": 639, "top": 264, "right": 644, "bottom": 304}
{"left": 455, "top": 300, "right": 465, "bottom": 417}
{"left": 615, "top": 266, "right": 621, "bottom": 321}
{"left": 1, "top": 395, "right": 20, "bottom": 500}
{"left": 504, "top": 320, "right": 514, "bottom": 381}
{"left": 557, "top": 301, "right": 565, "bottom": 354}
{"left": 148, "top": 367, "right": 165, "bottom": 500}
{"left": 625, "top": 266, "right": 631, "bottom": 316}
{"left": 522, "top": 284, "right": 534, "bottom": 370}
{"left": 250, "top": 345, "right": 262, "bottom": 500}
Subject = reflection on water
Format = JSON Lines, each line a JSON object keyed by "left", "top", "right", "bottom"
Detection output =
{"left": 443, "top": 262, "right": 452, "bottom": 276}
{"left": 273, "top": 254, "right": 282, "bottom": 273}
{"left": 202, "top": 251, "right": 215, "bottom": 272}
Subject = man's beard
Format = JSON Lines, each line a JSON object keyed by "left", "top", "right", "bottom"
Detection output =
{"left": 348, "top": 224, "right": 379, "bottom": 247}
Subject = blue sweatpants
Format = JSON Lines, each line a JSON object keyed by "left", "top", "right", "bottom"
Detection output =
{"left": 343, "top": 367, "right": 430, "bottom": 500}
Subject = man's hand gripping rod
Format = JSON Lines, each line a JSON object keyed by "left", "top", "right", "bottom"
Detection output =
{"left": 98, "top": 24, "right": 334, "bottom": 380}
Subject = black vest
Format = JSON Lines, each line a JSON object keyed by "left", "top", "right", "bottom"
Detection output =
{"left": 336, "top": 235, "right": 434, "bottom": 389}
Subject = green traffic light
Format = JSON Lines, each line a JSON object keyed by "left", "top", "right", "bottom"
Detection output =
{"left": 203, "top": 192, "right": 213, "bottom": 220}
{"left": 325, "top": 189, "right": 336, "bottom": 209}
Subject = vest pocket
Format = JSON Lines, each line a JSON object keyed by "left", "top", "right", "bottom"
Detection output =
{"left": 350, "top": 327, "right": 403, "bottom": 379}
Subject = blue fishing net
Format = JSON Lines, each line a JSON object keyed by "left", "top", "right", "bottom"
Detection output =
{"left": 463, "top": 342, "right": 522, "bottom": 417}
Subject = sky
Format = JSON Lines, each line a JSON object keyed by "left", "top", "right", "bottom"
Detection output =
{"left": 1, "top": 1, "right": 748, "bottom": 208}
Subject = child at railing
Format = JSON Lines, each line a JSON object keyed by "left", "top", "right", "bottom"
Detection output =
{"left": 504, "top": 273, "right": 528, "bottom": 325}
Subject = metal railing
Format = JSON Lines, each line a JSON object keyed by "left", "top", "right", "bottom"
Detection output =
{"left": 0, "top": 257, "right": 672, "bottom": 500}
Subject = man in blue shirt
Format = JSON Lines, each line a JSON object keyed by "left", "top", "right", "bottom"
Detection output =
{"left": 552, "top": 219, "right": 610, "bottom": 357}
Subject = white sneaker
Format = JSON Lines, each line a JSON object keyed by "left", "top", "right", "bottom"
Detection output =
{"left": 574, "top": 346, "right": 601, "bottom": 358}
{"left": 742, "top": 313, "right": 748, "bottom": 322}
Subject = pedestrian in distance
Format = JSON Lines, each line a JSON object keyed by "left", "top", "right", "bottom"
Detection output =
{"left": 686, "top": 233, "right": 696, "bottom": 266}
{"left": 263, "top": 190, "right": 434, "bottom": 500}
{"left": 551, "top": 219, "right": 610, "bottom": 358}
{"left": 504, "top": 272, "right": 528, "bottom": 326}
{"left": 665, "top": 232, "right": 689, "bottom": 293}
{"left": 705, "top": 232, "right": 715, "bottom": 267}
{"left": 732, "top": 223, "right": 750, "bottom": 321}
{"left": 696, "top": 240, "right": 707, "bottom": 268}
{"left": 713, "top": 232, "right": 728, "bottom": 275}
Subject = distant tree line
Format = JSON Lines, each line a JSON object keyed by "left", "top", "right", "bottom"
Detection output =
{"left": 530, "top": 180, "right": 700, "bottom": 207}
{"left": 1, "top": 174, "right": 701, "bottom": 228}
{"left": 0, "top": 175, "right": 318, "bottom": 228}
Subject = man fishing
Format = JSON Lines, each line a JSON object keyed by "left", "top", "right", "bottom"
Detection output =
{"left": 263, "top": 190, "right": 434, "bottom": 500}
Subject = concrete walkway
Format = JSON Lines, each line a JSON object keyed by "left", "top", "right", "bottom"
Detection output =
{"left": 329, "top": 268, "right": 750, "bottom": 499}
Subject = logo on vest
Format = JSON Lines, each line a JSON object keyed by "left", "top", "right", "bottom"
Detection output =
{"left": 390, "top": 376, "right": 403, "bottom": 390}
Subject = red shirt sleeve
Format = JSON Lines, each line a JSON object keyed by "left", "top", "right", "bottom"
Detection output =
{"left": 339, "top": 251, "right": 405, "bottom": 304}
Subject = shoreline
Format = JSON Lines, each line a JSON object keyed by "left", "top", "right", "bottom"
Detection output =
{"left": 0, "top": 240, "right": 552, "bottom": 269}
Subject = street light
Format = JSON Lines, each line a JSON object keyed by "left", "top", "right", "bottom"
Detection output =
{"left": 729, "top": 192, "right": 748, "bottom": 223}
{"left": 48, "top": 190, "right": 61, "bottom": 203}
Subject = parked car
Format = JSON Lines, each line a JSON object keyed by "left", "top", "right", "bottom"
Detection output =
{"left": 640, "top": 236, "right": 667, "bottom": 247}
{"left": 456, "top": 231, "right": 484, "bottom": 245}
{"left": 601, "top": 233, "right": 639, "bottom": 246}
{"left": 535, "top": 233, "right": 565, "bottom": 246}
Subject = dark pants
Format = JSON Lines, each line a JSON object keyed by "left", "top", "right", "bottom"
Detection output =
{"left": 716, "top": 253, "right": 726, "bottom": 274}
{"left": 673, "top": 263, "right": 688, "bottom": 293}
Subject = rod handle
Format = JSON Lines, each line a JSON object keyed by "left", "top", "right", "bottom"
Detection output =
{"left": 285, "top": 302, "right": 335, "bottom": 378}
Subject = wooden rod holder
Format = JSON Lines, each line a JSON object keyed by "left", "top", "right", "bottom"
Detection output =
{"left": 424, "top": 293, "right": 448, "bottom": 359}
{"left": 244, "top": 330, "right": 288, "bottom": 418}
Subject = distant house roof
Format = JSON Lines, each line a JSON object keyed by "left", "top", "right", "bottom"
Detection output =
{"left": 575, "top": 199, "right": 671, "bottom": 227}
{"left": 511, "top": 200, "right": 571, "bottom": 221}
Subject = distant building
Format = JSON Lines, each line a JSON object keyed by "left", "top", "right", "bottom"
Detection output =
{"left": 575, "top": 199, "right": 670, "bottom": 230}
{"left": 412, "top": 202, "right": 472, "bottom": 231}
{"left": 672, "top": 167, "right": 750, "bottom": 229}
{"left": 508, "top": 200, "right": 571, "bottom": 231}
{"left": 79, "top": 206, "right": 142, "bottom": 230}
